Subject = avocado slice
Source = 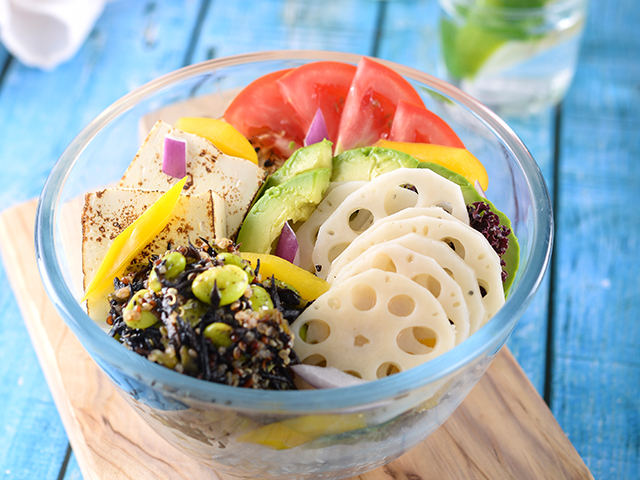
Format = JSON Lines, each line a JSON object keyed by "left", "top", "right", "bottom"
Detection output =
{"left": 331, "top": 147, "right": 419, "bottom": 182}
{"left": 418, "top": 162, "right": 520, "bottom": 296}
{"left": 264, "top": 140, "right": 333, "bottom": 191}
{"left": 237, "top": 168, "right": 332, "bottom": 254}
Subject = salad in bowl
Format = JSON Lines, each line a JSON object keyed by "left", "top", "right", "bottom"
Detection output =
{"left": 36, "top": 50, "right": 552, "bottom": 479}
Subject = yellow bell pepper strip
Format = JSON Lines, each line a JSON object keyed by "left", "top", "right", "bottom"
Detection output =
{"left": 240, "top": 252, "right": 329, "bottom": 302}
{"left": 175, "top": 117, "right": 259, "bottom": 164}
{"left": 374, "top": 139, "right": 489, "bottom": 191}
{"left": 81, "top": 177, "right": 187, "bottom": 302}
{"left": 238, "top": 413, "right": 366, "bottom": 450}
{"left": 237, "top": 422, "right": 312, "bottom": 450}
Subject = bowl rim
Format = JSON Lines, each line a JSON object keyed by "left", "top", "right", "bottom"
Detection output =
{"left": 35, "top": 49, "right": 553, "bottom": 413}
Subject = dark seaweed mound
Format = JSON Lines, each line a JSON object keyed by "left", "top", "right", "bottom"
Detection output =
{"left": 107, "top": 241, "right": 305, "bottom": 390}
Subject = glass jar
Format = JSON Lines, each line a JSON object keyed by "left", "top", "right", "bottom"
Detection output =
{"left": 438, "top": 0, "right": 588, "bottom": 114}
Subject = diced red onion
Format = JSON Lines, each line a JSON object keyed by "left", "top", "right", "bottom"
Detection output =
{"left": 163, "top": 135, "right": 187, "bottom": 178}
{"left": 291, "top": 364, "right": 368, "bottom": 389}
{"left": 275, "top": 221, "right": 300, "bottom": 265}
{"left": 303, "top": 108, "right": 329, "bottom": 146}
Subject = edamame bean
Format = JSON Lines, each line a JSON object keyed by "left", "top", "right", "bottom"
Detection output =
{"left": 148, "top": 270, "right": 162, "bottom": 293}
{"left": 123, "top": 289, "right": 158, "bottom": 329}
{"left": 148, "top": 251, "right": 186, "bottom": 292}
{"left": 216, "top": 252, "right": 243, "bottom": 268}
{"left": 217, "top": 252, "right": 255, "bottom": 283}
{"left": 249, "top": 285, "right": 274, "bottom": 311}
{"left": 204, "top": 322, "right": 234, "bottom": 348}
{"left": 163, "top": 252, "right": 186, "bottom": 279}
{"left": 192, "top": 265, "right": 250, "bottom": 306}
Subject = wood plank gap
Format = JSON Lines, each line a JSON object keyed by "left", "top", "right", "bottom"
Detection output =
{"left": 0, "top": 55, "right": 13, "bottom": 93}
{"left": 370, "top": 0, "right": 387, "bottom": 57}
{"left": 543, "top": 103, "right": 562, "bottom": 406}
{"left": 181, "top": 0, "right": 214, "bottom": 67}
{"left": 56, "top": 444, "right": 73, "bottom": 480}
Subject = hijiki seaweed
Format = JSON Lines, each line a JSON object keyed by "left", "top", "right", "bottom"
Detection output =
{"left": 107, "top": 239, "right": 305, "bottom": 390}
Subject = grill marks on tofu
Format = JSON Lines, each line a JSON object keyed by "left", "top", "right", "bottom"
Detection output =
{"left": 81, "top": 189, "right": 221, "bottom": 322}
{"left": 119, "top": 120, "right": 266, "bottom": 239}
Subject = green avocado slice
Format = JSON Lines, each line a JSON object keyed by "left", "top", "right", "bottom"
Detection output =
{"left": 264, "top": 140, "right": 333, "bottom": 191}
{"left": 237, "top": 168, "right": 332, "bottom": 254}
{"left": 331, "top": 147, "right": 419, "bottom": 182}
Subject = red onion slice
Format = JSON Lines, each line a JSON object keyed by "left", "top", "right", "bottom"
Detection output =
{"left": 275, "top": 221, "right": 300, "bottom": 265}
{"left": 291, "top": 364, "right": 368, "bottom": 389}
{"left": 474, "top": 179, "right": 487, "bottom": 199}
{"left": 303, "top": 108, "right": 329, "bottom": 146}
{"left": 163, "top": 134, "right": 187, "bottom": 178}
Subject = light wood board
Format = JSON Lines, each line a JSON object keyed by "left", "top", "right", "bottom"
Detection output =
{"left": 0, "top": 200, "right": 592, "bottom": 480}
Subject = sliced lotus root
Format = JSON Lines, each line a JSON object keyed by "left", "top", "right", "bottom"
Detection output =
{"left": 334, "top": 243, "right": 470, "bottom": 344}
{"left": 339, "top": 234, "right": 486, "bottom": 333}
{"left": 312, "top": 168, "right": 468, "bottom": 279}
{"left": 291, "top": 270, "right": 456, "bottom": 381}
{"left": 296, "top": 181, "right": 366, "bottom": 272}
{"left": 327, "top": 208, "right": 505, "bottom": 320}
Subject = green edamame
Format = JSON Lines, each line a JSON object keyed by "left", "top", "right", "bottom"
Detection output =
{"left": 148, "top": 270, "right": 162, "bottom": 293}
{"left": 163, "top": 252, "right": 186, "bottom": 279}
{"left": 148, "top": 251, "right": 187, "bottom": 292}
{"left": 192, "top": 265, "right": 250, "bottom": 306}
{"left": 249, "top": 285, "right": 274, "bottom": 311}
{"left": 123, "top": 289, "right": 158, "bottom": 329}
{"left": 204, "top": 322, "right": 234, "bottom": 348}
{"left": 217, "top": 252, "right": 255, "bottom": 282}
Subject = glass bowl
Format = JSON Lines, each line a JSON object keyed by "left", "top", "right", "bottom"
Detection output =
{"left": 35, "top": 50, "right": 553, "bottom": 480}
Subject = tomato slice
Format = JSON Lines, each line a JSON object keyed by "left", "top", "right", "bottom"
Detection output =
{"left": 223, "top": 69, "right": 306, "bottom": 162}
{"left": 334, "top": 57, "right": 425, "bottom": 154}
{"left": 388, "top": 100, "right": 465, "bottom": 148}
{"left": 277, "top": 62, "right": 357, "bottom": 146}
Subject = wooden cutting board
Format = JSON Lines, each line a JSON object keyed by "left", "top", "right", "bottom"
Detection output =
{"left": 0, "top": 200, "right": 592, "bottom": 480}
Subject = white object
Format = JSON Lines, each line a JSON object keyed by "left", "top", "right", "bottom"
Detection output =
{"left": 0, "top": 0, "right": 106, "bottom": 70}
{"left": 327, "top": 208, "right": 505, "bottom": 320}
{"left": 291, "top": 270, "right": 456, "bottom": 381}
{"left": 290, "top": 364, "right": 367, "bottom": 389}
{"left": 312, "top": 168, "right": 468, "bottom": 279}
{"left": 359, "top": 234, "right": 487, "bottom": 334}
{"left": 334, "top": 243, "right": 471, "bottom": 344}
{"left": 295, "top": 181, "right": 366, "bottom": 272}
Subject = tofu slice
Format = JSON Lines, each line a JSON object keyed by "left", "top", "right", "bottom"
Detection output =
{"left": 81, "top": 188, "right": 221, "bottom": 322}
{"left": 119, "top": 120, "right": 266, "bottom": 238}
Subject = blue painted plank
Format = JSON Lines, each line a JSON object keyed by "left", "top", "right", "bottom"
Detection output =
{"left": 0, "top": 268, "right": 69, "bottom": 479}
{"left": 62, "top": 451, "right": 81, "bottom": 480}
{"left": 0, "top": 1, "right": 206, "bottom": 479}
{"left": 0, "top": 0, "right": 204, "bottom": 211}
{"left": 191, "top": 0, "right": 381, "bottom": 62}
{"left": 551, "top": 0, "right": 640, "bottom": 478}
{"left": 374, "top": 0, "right": 441, "bottom": 73}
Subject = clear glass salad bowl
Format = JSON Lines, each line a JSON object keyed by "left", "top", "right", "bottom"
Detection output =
{"left": 35, "top": 50, "right": 553, "bottom": 480}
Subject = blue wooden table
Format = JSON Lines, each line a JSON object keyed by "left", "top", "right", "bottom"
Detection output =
{"left": 0, "top": 1, "right": 637, "bottom": 478}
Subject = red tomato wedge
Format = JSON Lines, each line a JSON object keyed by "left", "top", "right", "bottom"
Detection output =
{"left": 334, "top": 57, "right": 425, "bottom": 154}
{"left": 223, "top": 69, "right": 306, "bottom": 159}
{"left": 277, "top": 62, "right": 357, "bottom": 146}
{"left": 389, "top": 100, "right": 465, "bottom": 148}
